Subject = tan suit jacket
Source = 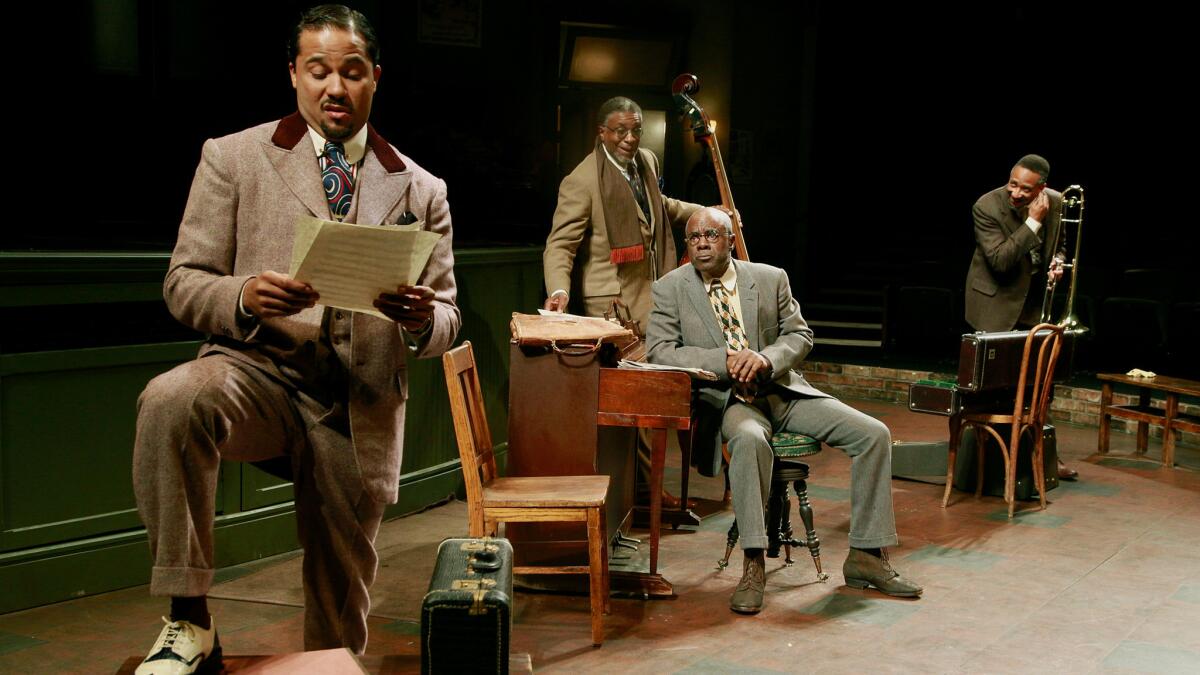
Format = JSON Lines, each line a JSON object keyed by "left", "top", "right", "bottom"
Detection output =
{"left": 164, "top": 112, "right": 460, "bottom": 503}
{"left": 964, "top": 186, "right": 1063, "bottom": 332}
{"left": 543, "top": 146, "right": 700, "bottom": 327}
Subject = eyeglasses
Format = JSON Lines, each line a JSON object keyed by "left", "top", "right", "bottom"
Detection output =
{"left": 604, "top": 125, "right": 643, "bottom": 139}
{"left": 685, "top": 228, "right": 727, "bottom": 245}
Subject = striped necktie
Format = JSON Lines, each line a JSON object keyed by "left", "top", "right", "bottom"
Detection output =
{"left": 626, "top": 162, "right": 651, "bottom": 220}
{"left": 709, "top": 279, "right": 755, "bottom": 403}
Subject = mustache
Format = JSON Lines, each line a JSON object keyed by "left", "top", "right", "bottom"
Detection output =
{"left": 321, "top": 98, "right": 353, "bottom": 111}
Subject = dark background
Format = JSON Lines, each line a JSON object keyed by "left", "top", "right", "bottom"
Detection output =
{"left": 9, "top": 1, "right": 1195, "bottom": 368}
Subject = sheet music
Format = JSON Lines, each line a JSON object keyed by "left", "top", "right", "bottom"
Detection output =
{"left": 617, "top": 359, "right": 718, "bottom": 381}
{"left": 289, "top": 216, "right": 442, "bottom": 320}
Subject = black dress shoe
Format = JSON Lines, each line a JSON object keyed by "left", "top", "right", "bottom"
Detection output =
{"left": 842, "top": 549, "right": 922, "bottom": 598}
{"left": 1057, "top": 459, "right": 1079, "bottom": 481}
{"left": 730, "top": 550, "right": 766, "bottom": 614}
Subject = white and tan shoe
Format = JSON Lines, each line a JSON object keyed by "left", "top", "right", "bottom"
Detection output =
{"left": 134, "top": 616, "right": 221, "bottom": 675}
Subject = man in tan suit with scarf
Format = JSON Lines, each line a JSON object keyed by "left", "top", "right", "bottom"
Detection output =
{"left": 542, "top": 97, "right": 703, "bottom": 508}
{"left": 543, "top": 96, "right": 702, "bottom": 330}
{"left": 131, "top": 6, "right": 459, "bottom": 673}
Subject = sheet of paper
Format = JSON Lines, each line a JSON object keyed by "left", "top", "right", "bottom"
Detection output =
{"left": 617, "top": 359, "right": 718, "bottom": 381}
{"left": 289, "top": 216, "right": 442, "bottom": 320}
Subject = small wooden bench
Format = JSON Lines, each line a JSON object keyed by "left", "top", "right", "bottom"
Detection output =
{"left": 1097, "top": 373, "right": 1200, "bottom": 467}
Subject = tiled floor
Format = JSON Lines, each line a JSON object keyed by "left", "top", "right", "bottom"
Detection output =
{"left": 2, "top": 399, "right": 1199, "bottom": 674}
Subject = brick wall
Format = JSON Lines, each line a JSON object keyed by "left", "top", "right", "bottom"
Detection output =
{"left": 799, "top": 361, "right": 1200, "bottom": 447}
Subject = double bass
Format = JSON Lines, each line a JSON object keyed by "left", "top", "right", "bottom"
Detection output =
{"left": 672, "top": 73, "right": 749, "bottom": 261}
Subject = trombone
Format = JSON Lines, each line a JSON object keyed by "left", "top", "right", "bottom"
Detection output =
{"left": 1038, "top": 185, "right": 1086, "bottom": 332}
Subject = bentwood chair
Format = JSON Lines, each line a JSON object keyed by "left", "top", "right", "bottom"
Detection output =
{"left": 943, "top": 324, "right": 1064, "bottom": 518}
{"left": 442, "top": 341, "right": 611, "bottom": 646}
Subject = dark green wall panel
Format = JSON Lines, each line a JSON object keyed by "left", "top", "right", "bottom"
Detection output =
{"left": 0, "top": 247, "right": 542, "bottom": 613}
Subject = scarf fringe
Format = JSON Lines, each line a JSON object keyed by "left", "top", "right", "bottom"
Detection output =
{"left": 609, "top": 244, "right": 645, "bottom": 264}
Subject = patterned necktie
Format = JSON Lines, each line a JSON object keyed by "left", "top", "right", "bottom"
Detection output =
{"left": 626, "top": 162, "right": 651, "bottom": 220}
{"left": 710, "top": 279, "right": 755, "bottom": 402}
{"left": 321, "top": 141, "right": 355, "bottom": 221}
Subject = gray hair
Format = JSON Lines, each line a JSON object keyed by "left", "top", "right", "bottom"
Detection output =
{"left": 596, "top": 96, "right": 642, "bottom": 126}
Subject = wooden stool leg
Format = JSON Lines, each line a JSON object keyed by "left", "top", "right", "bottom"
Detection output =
{"left": 765, "top": 475, "right": 789, "bottom": 560}
{"left": 794, "top": 478, "right": 826, "bottom": 580}
{"left": 586, "top": 507, "right": 605, "bottom": 647}
{"left": 718, "top": 520, "right": 739, "bottom": 570}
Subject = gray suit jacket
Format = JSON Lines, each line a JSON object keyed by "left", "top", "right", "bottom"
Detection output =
{"left": 964, "top": 186, "right": 1063, "bottom": 331}
{"left": 164, "top": 113, "right": 460, "bottom": 503}
{"left": 646, "top": 260, "right": 828, "bottom": 477}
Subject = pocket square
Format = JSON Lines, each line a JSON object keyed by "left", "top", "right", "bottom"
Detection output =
{"left": 396, "top": 210, "right": 418, "bottom": 225}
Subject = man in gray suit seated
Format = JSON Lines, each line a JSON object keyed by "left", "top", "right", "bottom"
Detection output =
{"left": 646, "top": 207, "right": 921, "bottom": 614}
{"left": 131, "top": 5, "right": 459, "bottom": 673}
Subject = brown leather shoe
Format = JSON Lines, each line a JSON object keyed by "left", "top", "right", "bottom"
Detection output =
{"left": 842, "top": 549, "right": 922, "bottom": 598}
{"left": 730, "top": 550, "right": 766, "bottom": 614}
{"left": 1057, "top": 459, "right": 1079, "bottom": 481}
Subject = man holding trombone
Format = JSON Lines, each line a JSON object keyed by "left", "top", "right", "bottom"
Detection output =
{"left": 964, "top": 153, "right": 1076, "bottom": 479}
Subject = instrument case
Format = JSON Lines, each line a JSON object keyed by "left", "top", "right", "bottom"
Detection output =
{"left": 953, "top": 424, "right": 1060, "bottom": 500}
{"left": 421, "top": 537, "right": 514, "bottom": 675}
{"left": 957, "top": 329, "right": 1075, "bottom": 392}
{"left": 908, "top": 380, "right": 958, "bottom": 416}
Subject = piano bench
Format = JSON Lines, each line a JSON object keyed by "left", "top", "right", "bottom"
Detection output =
{"left": 717, "top": 433, "right": 828, "bottom": 581}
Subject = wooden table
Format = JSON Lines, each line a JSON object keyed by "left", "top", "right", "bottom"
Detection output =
{"left": 1097, "top": 373, "right": 1200, "bottom": 467}
{"left": 596, "top": 368, "right": 692, "bottom": 588}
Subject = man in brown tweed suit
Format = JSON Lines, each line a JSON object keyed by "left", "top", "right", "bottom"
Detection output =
{"left": 132, "top": 6, "right": 460, "bottom": 673}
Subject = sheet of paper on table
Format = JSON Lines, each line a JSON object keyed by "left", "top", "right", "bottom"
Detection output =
{"left": 618, "top": 359, "right": 718, "bottom": 381}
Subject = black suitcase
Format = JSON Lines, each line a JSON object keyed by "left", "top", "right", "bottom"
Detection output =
{"left": 421, "top": 537, "right": 514, "bottom": 675}
{"left": 953, "top": 423, "right": 1060, "bottom": 500}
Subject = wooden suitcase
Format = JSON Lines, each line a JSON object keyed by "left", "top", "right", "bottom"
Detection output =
{"left": 421, "top": 537, "right": 514, "bottom": 675}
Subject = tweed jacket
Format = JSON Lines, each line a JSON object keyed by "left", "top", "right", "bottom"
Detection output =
{"left": 163, "top": 112, "right": 460, "bottom": 503}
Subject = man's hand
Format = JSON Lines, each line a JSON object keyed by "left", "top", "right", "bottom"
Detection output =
{"left": 727, "top": 348, "right": 770, "bottom": 384}
{"left": 243, "top": 271, "right": 318, "bottom": 319}
{"left": 543, "top": 291, "right": 568, "bottom": 312}
{"left": 1029, "top": 191, "right": 1050, "bottom": 223}
{"left": 375, "top": 285, "right": 437, "bottom": 332}
{"left": 1048, "top": 253, "right": 1066, "bottom": 283}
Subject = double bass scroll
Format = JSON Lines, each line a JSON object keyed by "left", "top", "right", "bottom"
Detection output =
{"left": 671, "top": 73, "right": 749, "bottom": 262}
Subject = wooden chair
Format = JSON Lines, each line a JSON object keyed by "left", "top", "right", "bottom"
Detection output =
{"left": 943, "top": 324, "right": 1064, "bottom": 518}
{"left": 442, "top": 341, "right": 611, "bottom": 646}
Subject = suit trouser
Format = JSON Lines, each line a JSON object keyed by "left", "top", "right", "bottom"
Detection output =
{"left": 721, "top": 392, "right": 899, "bottom": 551}
{"left": 132, "top": 353, "right": 385, "bottom": 654}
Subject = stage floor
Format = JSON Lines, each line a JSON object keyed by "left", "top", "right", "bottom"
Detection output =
{"left": 2, "top": 399, "right": 1198, "bottom": 674}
